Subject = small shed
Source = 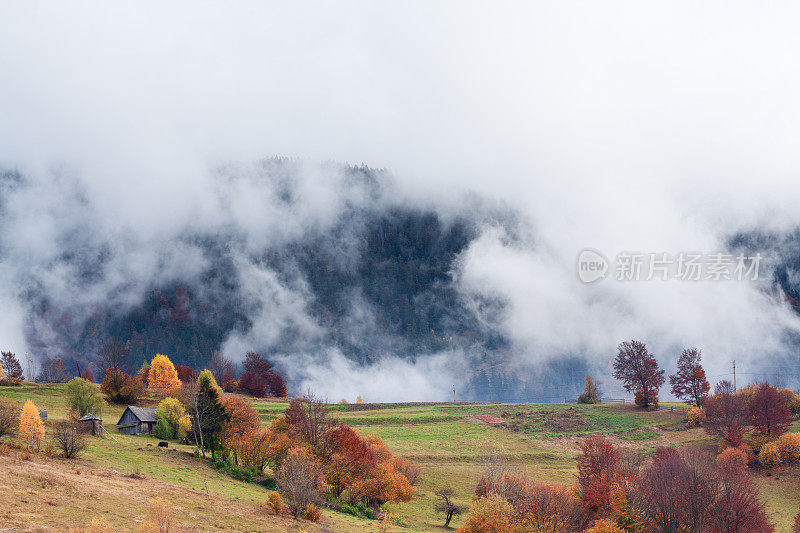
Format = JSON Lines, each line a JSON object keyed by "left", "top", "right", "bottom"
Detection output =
{"left": 117, "top": 406, "right": 157, "bottom": 435}
{"left": 78, "top": 413, "right": 103, "bottom": 436}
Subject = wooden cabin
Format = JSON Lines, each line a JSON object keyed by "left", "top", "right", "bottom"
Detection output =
{"left": 116, "top": 406, "right": 157, "bottom": 435}
{"left": 77, "top": 413, "right": 103, "bottom": 436}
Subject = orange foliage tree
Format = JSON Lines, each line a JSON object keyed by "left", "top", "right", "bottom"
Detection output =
{"left": 19, "top": 399, "right": 45, "bottom": 450}
{"left": 458, "top": 494, "right": 515, "bottom": 533}
{"left": 220, "top": 395, "right": 261, "bottom": 463}
{"left": 101, "top": 368, "right": 144, "bottom": 404}
{"left": 148, "top": 354, "right": 181, "bottom": 395}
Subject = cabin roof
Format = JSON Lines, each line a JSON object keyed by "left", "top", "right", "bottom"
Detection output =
{"left": 119, "top": 406, "right": 157, "bottom": 423}
{"left": 79, "top": 413, "right": 103, "bottom": 421}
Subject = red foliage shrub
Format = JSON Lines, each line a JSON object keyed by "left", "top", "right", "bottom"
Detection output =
{"left": 80, "top": 369, "right": 95, "bottom": 383}
{"left": 793, "top": 509, "right": 800, "bottom": 533}
{"left": 716, "top": 446, "right": 748, "bottom": 470}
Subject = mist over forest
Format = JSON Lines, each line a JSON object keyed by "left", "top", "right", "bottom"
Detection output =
{"left": 3, "top": 3, "right": 800, "bottom": 401}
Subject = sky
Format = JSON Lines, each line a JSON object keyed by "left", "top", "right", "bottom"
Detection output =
{"left": 2, "top": 2, "right": 800, "bottom": 398}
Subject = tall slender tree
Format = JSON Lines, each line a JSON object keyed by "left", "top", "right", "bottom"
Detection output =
{"left": 669, "top": 348, "right": 710, "bottom": 405}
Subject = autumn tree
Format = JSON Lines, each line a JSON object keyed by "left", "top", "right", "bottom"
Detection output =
{"left": 577, "top": 434, "right": 622, "bottom": 518}
{"left": 612, "top": 340, "right": 665, "bottom": 409}
{"left": 0, "top": 351, "right": 24, "bottom": 382}
{"left": 175, "top": 365, "right": 198, "bottom": 384}
{"left": 238, "top": 371, "right": 267, "bottom": 397}
{"left": 208, "top": 351, "right": 235, "bottom": 384}
{"left": 155, "top": 397, "right": 191, "bottom": 439}
{"left": 434, "top": 486, "right": 464, "bottom": 528}
{"left": 277, "top": 447, "right": 322, "bottom": 517}
{"left": 0, "top": 398, "right": 19, "bottom": 438}
{"left": 98, "top": 337, "right": 130, "bottom": 376}
{"left": 704, "top": 380, "right": 748, "bottom": 447}
{"left": 708, "top": 459, "right": 774, "bottom": 532}
{"left": 516, "top": 483, "right": 588, "bottom": 533}
{"left": 578, "top": 377, "right": 602, "bottom": 404}
{"left": 749, "top": 383, "right": 792, "bottom": 439}
{"left": 19, "top": 399, "right": 45, "bottom": 450}
{"left": 101, "top": 367, "right": 144, "bottom": 404}
{"left": 632, "top": 447, "right": 717, "bottom": 532}
{"left": 148, "top": 354, "right": 181, "bottom": 395}
{"left": 326, "top": 425, "right": 378, "bottom": 496}
{"left": 284, "top": 392, "right": 337, "bottom": 452}
{"left": 241, "top": 352, "right": 288, "bottom": 397}
{"left": 187, "top": 370, "right": 228, "bottom": 456}
{"left": 80, "top": 368, "right": 95, "bottom": 383}
{"left": 458, "top": 494, "right": 515, "bottom": 533}
{"left": 36, "top": 357, "right": 69, "bottom": 383}
{"left": 51, "top": 421, "right": 87, "bottom": 458}
{"left": 669, "top": 347, "right": 710, "bottom": 405}
{"left": 220, "top": 395, "right": 261, "bottom": 463}
{"left": 65, "top": 377, "right": 104, "bottom": 417}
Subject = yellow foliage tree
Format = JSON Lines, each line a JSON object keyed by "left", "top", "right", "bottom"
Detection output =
{"left": 19, "top": 399, "right": 45, "bottom": 451}
{"left": 155, "top": 397, "right": 191, "bottom": 438}
{"left": 356, "top": 396, "right": 365, "bottom": 404}
{"left": 148, "top": 354, "right": 181, "bottom": 394}
{"left": 0, "top": 362, "right": 4, "bottom": 378}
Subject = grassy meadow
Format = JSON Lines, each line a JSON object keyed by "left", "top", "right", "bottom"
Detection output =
{"left": 1, "top": 384, "right": 799, "bottom": 531}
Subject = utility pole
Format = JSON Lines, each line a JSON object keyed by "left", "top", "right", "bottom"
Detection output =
{"left": 732, "top": 360, "right": 736, "bottom": 392}
{"left": 452, "top": 385, "right": 456, "bottom": 403}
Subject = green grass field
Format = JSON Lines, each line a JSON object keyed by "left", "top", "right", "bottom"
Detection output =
{"left": 2, "top": 384, "right": 799, "bottom": 532}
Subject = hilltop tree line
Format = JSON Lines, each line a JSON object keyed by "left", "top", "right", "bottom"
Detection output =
{"left": 0, "top": 344, "right": 288, "bottom": 399}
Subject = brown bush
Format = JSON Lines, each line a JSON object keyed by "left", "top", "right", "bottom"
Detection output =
{"left": 138, "top": 498, "right": 179, "bottom": 533}
{"left": 84, "top": 516, "right": 115, "bottom": 533}
{"left": 265, "top": 491, "right": 283, "bottom": 515}
{"left": 300, "top": 503, "right": 320, "bottom": 522}
{"left": 277, "top": 447, "right": 322, "bottom": 517}
{"left": 392, "top": 456, "right": 421, "bottom": 485}
{"left": 51, "top": 421, "right": 87, "bottom": 459}
{"left": 458, "top": 494, "right": 514, "bottom": 533}
{"left": 0, "top": 397, "right": 19, "bottom": 438}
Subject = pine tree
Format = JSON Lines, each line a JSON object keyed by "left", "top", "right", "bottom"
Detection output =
{"left": 188, "top": 370, "right": 228, "bottom": 456}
